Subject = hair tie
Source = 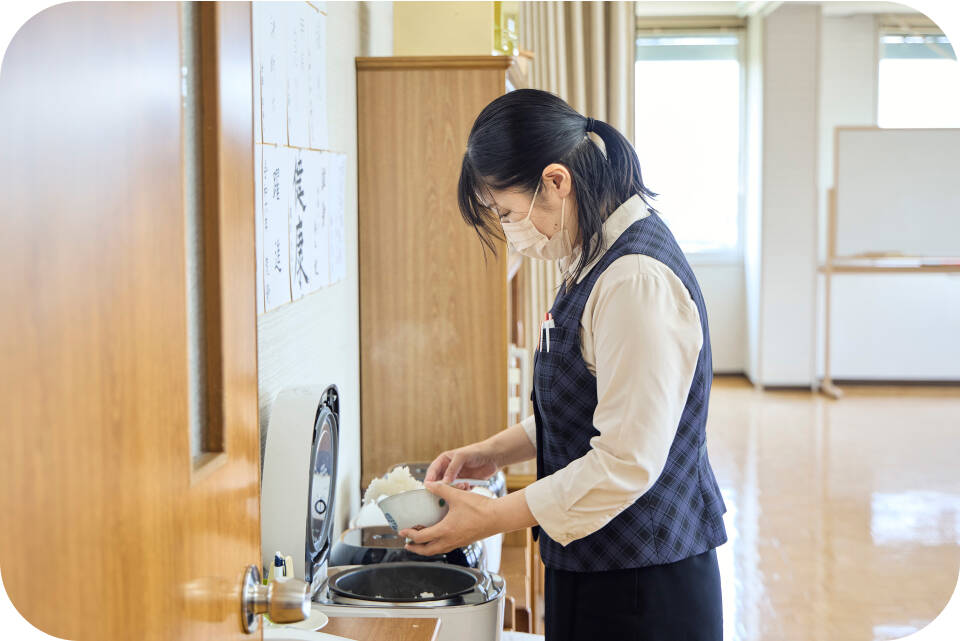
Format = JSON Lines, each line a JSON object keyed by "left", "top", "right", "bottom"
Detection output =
{"left": 585, "top": 117, "right": 596, "bottom": 133}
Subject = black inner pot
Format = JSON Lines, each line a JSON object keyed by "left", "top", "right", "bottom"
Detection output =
{"left": 329, "top": 563, "right": 478, "bottom": 602}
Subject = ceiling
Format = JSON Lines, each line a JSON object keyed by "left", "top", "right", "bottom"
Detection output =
{"left": 634, "top": 1, "right": 921, "bottom": 18}
{"left": 819, "top": 2, "right": 920, "bottom": 16}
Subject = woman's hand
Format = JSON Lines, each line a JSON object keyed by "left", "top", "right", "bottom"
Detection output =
{"left": 399, "top": 482, "right": 496, "bottom": 556}
{"left": 424, "top": 441, "right": 500, "bottom": 483}
{"left": 425, "top": 422, "right": 537, "bottom": 483}
{"left": 399, "top": 482, "right": 538, "bottom": 556}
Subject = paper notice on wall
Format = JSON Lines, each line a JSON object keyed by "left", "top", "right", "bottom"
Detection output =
{"left": 308, "top": 9, "right": 329, "bottom": 150}
{"left": 261, "top": 145, "right": 292, "bottom": 311}
{"left": 327, "top": 152, "right": 347, "bottom": 284}
{"left": 289, "top": 148, "right": 332, "bottom": 299}
{"left": 254, "top": 144, "right": 265, "bottom": 314}
{"left": 289, "top": 148, "right": 308, "bottom": 300}
{"left": 251, "top": 6, "right": 263, "bottom": 144}
{"left": 286, "top": 3, "right": 311, "bottom": 148}
{"left": 257, "top": 3, "right": 287, "bottom": 146}
{"left": 303, "top": 150, "right": 331, "bottom": 293}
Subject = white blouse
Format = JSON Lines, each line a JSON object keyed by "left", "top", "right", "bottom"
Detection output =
{"left": 521, "top": 195, "right": 704, "bottom": 547}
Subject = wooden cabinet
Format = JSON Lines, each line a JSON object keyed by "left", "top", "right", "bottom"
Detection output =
{"left": 356, "top": 56, "right": 512, "bottom": 486}
{"left": 505, "top": 475, "right": 546, "bottom": 634}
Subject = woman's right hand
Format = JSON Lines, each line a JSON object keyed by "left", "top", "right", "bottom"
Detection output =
{"left": 425, "top": 441, "right": 501, "bottom": 483}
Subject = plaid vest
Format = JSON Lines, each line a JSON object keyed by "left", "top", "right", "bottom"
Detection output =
{"left": 532, "top": 213, "right": 727, "bottom": 571}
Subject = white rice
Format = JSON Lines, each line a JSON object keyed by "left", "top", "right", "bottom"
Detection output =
{"left": 420, "top": 591, "right": 435, "bottom": 598}
{"left": 362, "top": 465, "right": 424, "bottom": 505}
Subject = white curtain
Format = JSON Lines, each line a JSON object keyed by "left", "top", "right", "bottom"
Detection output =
{"left": 514, "top": 1, "right": 636, "bottom": 375}
{"left": 520, "top": 1, "right": 636, "bottom": 138}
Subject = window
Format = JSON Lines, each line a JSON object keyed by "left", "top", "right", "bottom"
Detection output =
{"left": 634, "top": 32, "right": 744, "bottom": 257}
{"left": 878, "top": 32, "right": 960, "bottom": 128}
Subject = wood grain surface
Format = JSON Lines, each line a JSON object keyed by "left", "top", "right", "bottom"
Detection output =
{"left": 322, "top": 616, "right": 441, "bottom": 641}
{"left": 357, "top": 58, "right": 509, "bottom": 486}
{"left": 357, "top": 55, "right": 515, "bottom": 70}
{"left": 0, "top": 4, "right": 261, "bottom": 640}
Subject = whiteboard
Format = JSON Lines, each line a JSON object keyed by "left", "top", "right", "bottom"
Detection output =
{"left": 834, "top": 127, "right": 960, "bottom": 257}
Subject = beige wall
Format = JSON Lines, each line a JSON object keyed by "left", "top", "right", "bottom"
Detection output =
{"left": 754, "top": 3, "right": 821, "bottom": 386}
{"left": 255, "top": 1, "right": 393, "bottom": 540}
{"left": 394, "top": 1, "right": 493, "bottom": 55}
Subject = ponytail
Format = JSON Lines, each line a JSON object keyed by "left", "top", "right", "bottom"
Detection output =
{"left": 589, "top": 118, "right": 658, "bottom": 212}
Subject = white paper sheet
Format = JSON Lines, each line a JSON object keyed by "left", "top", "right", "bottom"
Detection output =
{"left": 258, "top": 3, "right": 287, "bottom": 146}
{"left": 303, "top": 150, "right": 331, "bottom": 293}
{"left": 327, "top": 152, "right": 347, "bottom": 284}
{"left": 308, "top": 9, "right": 329, "bottom": 150}
{"left": 289, "top": 148, "right": 332, "bottom": 298}
{"left": 251, "top": 5, "right": 264, "bottom": 144}
{"left": 286, "top": 3, "right": 311, "bottom": 148}
{"left": 261, "top": 145, "right": 292, "bottom": 310}
{"left": 289, "top": 148, "right": 308, "bottom": 300}
{"left": 254, "top": 144, "right": 265, "bottom": 314}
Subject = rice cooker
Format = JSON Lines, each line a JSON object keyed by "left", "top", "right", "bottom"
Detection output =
{"left": 260, "top": 387, "right": 506, "bottom": 641}
{"left": 261, "top": 385, "right": 340, "bottom": 596}
{"left": 312, "top": 562, "right": 505, "bottom": 641}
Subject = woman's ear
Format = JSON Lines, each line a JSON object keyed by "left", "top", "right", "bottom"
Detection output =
{"left": 542, "top": 163, "right": 573, "bottom": 199}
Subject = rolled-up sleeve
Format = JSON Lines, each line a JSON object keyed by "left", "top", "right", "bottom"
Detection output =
{"left": 520, "top": 415, "right": 537, "bottom": 447}
{"left": 524, "top": 257, "right": 703, "bottom": 546}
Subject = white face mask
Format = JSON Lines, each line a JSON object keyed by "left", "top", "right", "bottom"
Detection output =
{"left": 500, "top": 181, "right": 572, "bottom": 261}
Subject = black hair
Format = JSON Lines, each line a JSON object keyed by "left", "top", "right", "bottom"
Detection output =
{"left": 457, "top": 88, "right": 659, "bottom": 286}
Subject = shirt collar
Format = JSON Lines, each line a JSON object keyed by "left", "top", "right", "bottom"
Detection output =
{"left": 558, "top": 194, "right": 650, "bottom": 285}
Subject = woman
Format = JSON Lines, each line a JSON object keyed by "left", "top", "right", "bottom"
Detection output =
{"left": 398, "top": 89, "right": 727, "bottom": 640}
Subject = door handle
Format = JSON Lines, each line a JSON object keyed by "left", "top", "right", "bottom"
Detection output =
{"left": 240, "top": 564, "right": 311, "bottom": 633}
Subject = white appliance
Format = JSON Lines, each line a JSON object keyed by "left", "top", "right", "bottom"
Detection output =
{"left": 261, "top": 386, "right": 340, "bottom": 596}
{"left": 312, "top": 562, "right": 505, "bottom": 641}
{"left": 261, "top": 386, "right": 506, "bottom": 641}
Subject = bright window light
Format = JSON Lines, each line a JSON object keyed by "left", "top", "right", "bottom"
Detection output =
{"left": 878, "top": 33, "right": 960, "bottom": 128}
{"left": 634, "top": 34, "right": 742, "bottom": 256}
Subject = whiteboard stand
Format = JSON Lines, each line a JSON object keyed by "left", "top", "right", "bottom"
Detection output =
{"left": 819, "top": 188, "right": 844, "bottom": 399}
{"left": 817, "top": 187, "right": 960, "bottom": 398}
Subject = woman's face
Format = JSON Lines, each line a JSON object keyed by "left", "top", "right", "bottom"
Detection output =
{"left": 484, "top": 163, "right": 577, "bottom": 242}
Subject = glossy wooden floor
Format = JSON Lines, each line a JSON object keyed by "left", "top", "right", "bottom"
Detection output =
{"left": 708, "top": 377, "right": 960, "bottom": 641}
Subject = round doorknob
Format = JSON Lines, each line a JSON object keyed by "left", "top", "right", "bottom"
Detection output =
{"left": 241, "top": 565, "right": 311, "bottom": 633}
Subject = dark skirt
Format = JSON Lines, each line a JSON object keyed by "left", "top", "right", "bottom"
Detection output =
{"left": 544, "top": 548, "right": 723, "bottom": 641}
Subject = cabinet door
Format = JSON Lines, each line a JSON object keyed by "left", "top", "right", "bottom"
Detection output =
{"left": 358, "top": 59, "right": 510, "bottom": 485}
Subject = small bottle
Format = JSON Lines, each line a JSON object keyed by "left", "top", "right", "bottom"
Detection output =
{"left": 271, "top": 551, "right": 287, "bottom": 582}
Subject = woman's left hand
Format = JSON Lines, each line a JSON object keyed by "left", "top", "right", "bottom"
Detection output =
{"left": 399, "top": 482, "right": 494, "bottom": 556}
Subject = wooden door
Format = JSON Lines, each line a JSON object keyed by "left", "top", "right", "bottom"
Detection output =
{"left": 0, "top": 3, "right": 261, "bottom": 640}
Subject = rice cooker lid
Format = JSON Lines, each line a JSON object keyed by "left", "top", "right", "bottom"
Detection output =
{"left": 308, "top": 386, "right": 339, "bottom": 568}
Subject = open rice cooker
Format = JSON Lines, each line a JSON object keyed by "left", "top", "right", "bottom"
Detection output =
{"left": 261, "top": 387, "right": 505, "bottom": 641}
